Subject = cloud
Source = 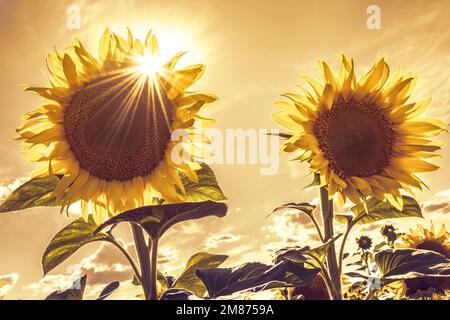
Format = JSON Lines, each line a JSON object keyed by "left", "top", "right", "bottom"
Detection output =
{"left": 204, "top": 233, "right": 242, "bottom": 249}
{"left": 263, "top": 207, "right": 319, "bottom": 244}
{"left": 157, "top": 247, "right": 180, "bottom": 275}
{"left": 421, "top": 188, "right": 450, "bottom": 219}
{"left": 0, "top": 177, "right": 28, "bottom": 201}
{"left": 24, "top": 242, "right": 134, "bottom": 298}
{"left": 0, "top": 273, "right": 19, "bottom": 298}
{"left": 25, "top": 274, "right": 77, "bottom": 297}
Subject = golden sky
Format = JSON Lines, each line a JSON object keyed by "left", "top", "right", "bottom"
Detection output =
{"left": 0, "top": 0, "right": 449, "bottom": 299}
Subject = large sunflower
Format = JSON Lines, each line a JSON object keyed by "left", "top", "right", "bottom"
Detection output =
{"left": 16, "top": 29, "right": 216, "bottom": 223}
{"left": 273, "top": 54, "right": 447, "bottom": 209}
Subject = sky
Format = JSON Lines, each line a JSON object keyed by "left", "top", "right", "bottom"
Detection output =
{"left": 0, "top": 0, "right": 449, "bottom": 299}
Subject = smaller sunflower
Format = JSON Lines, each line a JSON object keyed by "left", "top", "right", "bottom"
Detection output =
{"left": 381, "top": 224, "right": 398, "bottom": 247}
{"left": 398, "top": 222, "right": 450, "bottom": 295}
{"left": 356, "top": 235, "right": 373, "bottom": 251}
{"left": 398, "top": 223, "right": 450, "bottom": 258}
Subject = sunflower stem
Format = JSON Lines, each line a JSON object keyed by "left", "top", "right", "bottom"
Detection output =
{"left": 149, "top": 237, "right": 159, "bottom": 300}
{"left": 107, "top": 235, "right": 142, "bottom": 285}
{"left": 131, "top": 224, "right": 152, "bottom": 300}
{"left": 320, "top": 185, "right": 342, "bottom": 300}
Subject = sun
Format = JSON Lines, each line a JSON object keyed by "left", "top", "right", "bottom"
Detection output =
{"left": 136, "top": 49, "right": 164, "bottom": 77}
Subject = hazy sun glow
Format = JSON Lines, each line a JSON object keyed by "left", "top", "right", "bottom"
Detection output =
{"left": 137, "top": 50, "right": 164, "bottom": 77}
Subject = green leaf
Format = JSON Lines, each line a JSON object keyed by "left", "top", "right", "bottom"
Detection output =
{"left": 348, "top": 249, "right": 450, "bottom": 284}
{"left": 304, "top": 173, "right": 321, "bottom": 189}
{"left": 97, "top": 281, "right": 120, "bottom": 300}
{"left": 96, "top": 201, "right": 227, "bottom": 239}
{"left": 275, "top": 233, "right": 342, "bottom": 266}
{"left": 42, "top": 217, "right": 109, "bottom": 275}
{"left": 173, "top": 252, "right": 228, "bottom": 297}
{"left": 181, "top": 163, "right": 227, "bottom": 202}
{"left": 196, "top": 261, "right": 319, "bottom": 298}
{"left": 376, "top": 249, "right": 450, "bottom": 280}
{"left": 45, "top": 274, "right": 87, "bottom": 300}
{"left": 374, "top": 241, "right": 387, "bottom": 251}
{"left": 337, "top": 196, "right": 422, "bottom": 225}
{"left": 270, "top": 202, "right": 316, "bottom": 218}
{"left": 0, "top": 175, "right": 61, "bottom": 213}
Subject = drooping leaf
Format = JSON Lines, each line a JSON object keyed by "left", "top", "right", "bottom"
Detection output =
{"left": 376, "top": 249, "right": 450, "bottom": 280}
{"left": 0, "top": 175, "right": 61, "bottom": 213}
{"left": 159, "top": 288, "right": 197, "bottom": 300}
{"left": 45, "top": 275, "right": 87, "bottom": 300}
{"left": 347, "top": 249, "right": 450, "bottom": 284}
{"left": 269, "top": 202, "right": 316, "bottom": 218}
{"left": 304, "top": 173, "right": 321, "bottom": 189}
{"left": 274, "top": 234, "right": 342, "bottom": 267}
{"left": 96, "top": 201, "right": 227, "bottom": 239}
{"left": 173, "top": 252, "right": 228, "bottom": 297}
{"left": 336, "top": 196, "right": 422, "bottom": 225}
{"left": 196, "top": 261, "right": 319, "bottom": 298}
{"left": 181, "top": 163, "right": 227, "bottom": 202}
{"left": 42, "top": 217, "right": 109, "bottom": 275}
{"left": 97, "top": 281, "right": 120, "bottom": 300}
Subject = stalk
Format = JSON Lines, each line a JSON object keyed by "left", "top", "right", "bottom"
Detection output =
{"left": 320, "top": 186, "right": 342, "bottom": 300}
{"left": 149, "top": 237, "right": 159, "bottom": 300}
{"left": 131, "top": 224, "right": 151, "bottom": 300}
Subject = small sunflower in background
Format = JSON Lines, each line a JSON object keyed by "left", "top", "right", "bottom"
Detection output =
{"left": 16, "top": 29, "right": 217, "bottom": 224}
{"left": 273, "top": 54, "right": 447, "bottom": 209}
{"left": 356, "top": 235, "right": 373, "bottom": 251}
{"left": 398, "top": 223, "right": 450, "bottom": 258}
{"left": 398, "top": 223, "right": 450, "bottom": 296}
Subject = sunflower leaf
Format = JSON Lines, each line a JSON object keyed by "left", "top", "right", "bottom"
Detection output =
{"left": 172, "top": 252, "right": 228, "bottom": 297}
{"left": 97, "top": 281, "right": 120, "bottom": 300}
{"left": 181, "top": 163, "right": 227, "bottom": 202}
{"left": 0, "top": 175, "right": 61, "bottom": 213}
{"left": 95, "top": 201, "right": 227, "bottom": 239}
{"left": 304, "top": 173, "right": 321, "bottom": 189}
{"left": 269, "top": 202, "right": 316, "bottom": 218}
{"left": 196, "top": 261, "right": 319, "bottom": 298}
{"left": 42, "top": 217, "right": 109, "bottom": 275}
{"left": 347, "top": 249, "right": 450, "bottom": 284}
{"left": 338, "top": 196, "right": 422, "bottom": 225}
{"left": 274, "top": 233, "right": 342, "bottom": 267}
{"left": 45, "top": 274, "right": 87, "bottom": 300}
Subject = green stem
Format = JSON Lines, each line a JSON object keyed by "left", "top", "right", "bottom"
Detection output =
{"left": 320, "top": 185, "right": 342, "bottom": 300}
{"left": 107, "top": 235, "right": 141, "bottom": 284}
{"left": 131, "top": 224, "right": 151, "bottom": 300}
{"left": 149, "top": 237, "right": 159, "bottom": 300}
{"left": 309, "top": 215, "right": 325, "bottom": 243}
{"left": 338, "top": 215, "right": 364, "bottom": 274}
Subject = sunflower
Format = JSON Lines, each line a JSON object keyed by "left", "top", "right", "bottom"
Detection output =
{"left": 356, "top": 235, "right": 373, "bottom": 251}
{"left": 16, "top": 29, "right": 216, "bottom": 224}
{"left": 398, "top": 223, "right": 450, "bottom": 258}
{"left": 398, "top": 223, "right": 450, "bottom": 295}
{"left": 273, "top": 54, "right": 447, "bottom": 209}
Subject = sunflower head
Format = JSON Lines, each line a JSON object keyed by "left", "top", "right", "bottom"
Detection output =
{"left": 398, "top": 222, "right": 450, "bottom": 258}
{"left": 381, "top": 224, "right": 398, "bottom": 247}
{"left": 16, "top": 28, "right": 217, "bottom": 223}
{"left": 398, "top": 222, "right": 450, "bottom": 295}
{"left": 273, "top": 54, "right": 447, "bottom": 210}
{"left": 356, "top": 235, "right": 373, "bottom": 251}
